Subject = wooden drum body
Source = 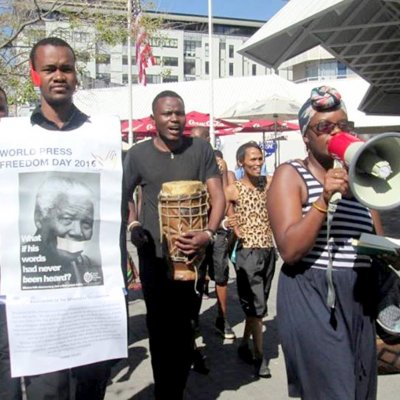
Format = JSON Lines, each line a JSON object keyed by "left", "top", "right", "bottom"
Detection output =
{"left": 158, "top": 180, "right": 208, "bottom": 280}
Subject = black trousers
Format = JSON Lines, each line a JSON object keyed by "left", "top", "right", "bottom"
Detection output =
{"left": 0, "top": 305, "right": 22, "bottom": 400}
{"left": 139, "top": 250, "right": 200, "bottom": 400}
{"left": 24, "top": 360, "right": 113, "bottom": 400}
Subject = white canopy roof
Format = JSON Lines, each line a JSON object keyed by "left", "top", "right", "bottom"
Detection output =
{"left": 74, "top": 74, "right": 303, "bottom": 121}
{"left": 73, "top": 74, "right": 400, "bottom": 133}
{"left": 239, "top": 0, "right": 400, "bottom": 116}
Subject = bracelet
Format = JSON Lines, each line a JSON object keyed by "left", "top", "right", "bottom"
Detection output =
{"left": 220, "top": 217, "right": 229, "bottom": 231}
{"left": 312, "top": 201, "right": 328, "bottom": 213}
{"left": 204, "top": 229, "right": 216, "bottom": 243}
{"left": 127, "top": 220, "right": 142, "bottom": 231}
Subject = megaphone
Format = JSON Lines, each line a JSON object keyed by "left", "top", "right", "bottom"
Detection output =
{"left": 328, "top": 132, "right": 400, "bottom": 210}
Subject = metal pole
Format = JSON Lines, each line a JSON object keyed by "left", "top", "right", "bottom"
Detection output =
{"left": 208, "top": 0, "right": 215, "bottom": 147}
{"left": 127, "top": 0, "right": 134, "bottom": 146}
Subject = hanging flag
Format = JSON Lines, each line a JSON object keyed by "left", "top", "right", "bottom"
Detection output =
{"left": 132, "top": 0, "right": 155, "bottom": 86}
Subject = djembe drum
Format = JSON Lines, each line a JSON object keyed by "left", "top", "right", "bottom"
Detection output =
{"left": 158, "top": 180, "right": 208, "bottom": 281}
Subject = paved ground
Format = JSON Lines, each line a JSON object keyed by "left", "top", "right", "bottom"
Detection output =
{"left": 105, "top": 251, "right": 400, "bottom": 400}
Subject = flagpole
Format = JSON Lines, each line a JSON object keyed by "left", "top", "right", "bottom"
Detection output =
{"left": 127, "top": 0, "right": 133, "bottom": 146}
{"left": 208, "top": 0, "right": 215, "bottom": 147}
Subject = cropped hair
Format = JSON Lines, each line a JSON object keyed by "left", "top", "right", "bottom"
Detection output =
{"left": 34, "top": 176, "right": 93, "bottom": 222}
{"left": 30, "top": 37, "right": 76, "bottom": 70}
{"left": 152, "top": 90, "right": 184, "bottom": 114}
{"left": 236, "top": 141, "right": 262, "bottom": 164}
{"left": 214, "top": 149, "right": 223, "bottom": 159}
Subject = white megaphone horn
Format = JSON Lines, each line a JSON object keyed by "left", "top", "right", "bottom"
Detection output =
{"left": 328, "top": 132, "right": 400, "bottom": 210}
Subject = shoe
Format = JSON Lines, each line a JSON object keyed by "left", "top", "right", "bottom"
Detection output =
{"left": 254, "top": 357, "right": 271, "bottom": 378}
{"left": 215, "top": 317, "right": 236, "bottom": 340}
{"left": 237, "top": 344, "right": 254, "bottom": 365}
{"left": 192, "top": 348, "right": 210, "bottom": 375}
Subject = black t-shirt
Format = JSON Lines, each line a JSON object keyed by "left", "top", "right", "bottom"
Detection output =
{"left": 123, "top": 137, "right": 220, "bottom": 257}
{"left": 30, "top": 104, "right": 89, "bottom": 130}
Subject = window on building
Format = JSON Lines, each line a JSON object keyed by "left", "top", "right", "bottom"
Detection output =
{"left": 337, "top": 61, "right": 347, "bottom": 77}
{"left": 229, "top": 45, "right": 234, "bottom": 58}
{"left": 184, "top": 60, "right": 196, "bottom": 75}
{"left": 252, "top": 64, "right": 257, "bottom": 76}
{"left": 122, "top": 55, "right": 136, "bottom": 65}
{"left": 184, "top": 40, "right": 200, "bottom": 57}
{"left": 319, "top": 61, "right": 337, "bottom": 78}
{"left": 219, "top": 42, "right": 226, "bottom": 60}
{"left": 150, "top": 37, "right": 178, "bottom": 48}
{"left": 163, "top": 57, "right": 179, "bottom": 67}
{"left": 205, "top": 43, "right": 209, "bottom": 58}
{"left": 229, "top": 62, "right": 234, "bottom": 76}
{"left": 147, "top": 75, "right": 162, "bottom": 84}
{"left": 123, "top": 74, "right": 139, "bottom": 84}
{"left": 305, "top": 62, "right": 318, "bottom": 80}
{"left": 205, "top": 61, "right": 209, "bottom": 75}
{"left": 163, "top": 75, "right": 178, "bottom": 83}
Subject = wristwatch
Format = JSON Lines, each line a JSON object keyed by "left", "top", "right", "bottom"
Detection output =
{"left": 204, "top": 229, "right": 216, "bottom": 244}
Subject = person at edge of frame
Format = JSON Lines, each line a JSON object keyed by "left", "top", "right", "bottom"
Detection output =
{"left": 2, "top": 37, "right": 124, "bottom": 400}
{"left": 267, "top": 85, "right": 384, "bottom": 399}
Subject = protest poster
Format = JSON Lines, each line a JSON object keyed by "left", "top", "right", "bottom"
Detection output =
{"left": 0, "top": 115, "right": 127, "bottom": 376}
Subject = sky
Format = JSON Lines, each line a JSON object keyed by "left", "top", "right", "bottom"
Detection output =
{"left": 153, "top": 0, "right": 288, "bottom": 21}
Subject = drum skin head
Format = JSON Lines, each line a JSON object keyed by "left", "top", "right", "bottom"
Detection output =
{"left": 161, "top": 180, "right": 205, "bottom": 196}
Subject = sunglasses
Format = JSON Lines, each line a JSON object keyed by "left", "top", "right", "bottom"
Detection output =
{"left": 309, "top": 119, "right": 354, "bottom": 135}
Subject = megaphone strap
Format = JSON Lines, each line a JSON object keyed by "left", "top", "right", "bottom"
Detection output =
{"left": 326, "top": 210, "right": 336, "bottom": 310}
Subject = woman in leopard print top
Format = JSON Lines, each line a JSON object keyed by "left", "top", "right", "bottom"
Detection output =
{"left": 225, "top": 141, "right": 276, "bottom": 378}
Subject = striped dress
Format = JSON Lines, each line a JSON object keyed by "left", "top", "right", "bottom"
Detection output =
{"left": 278, "top": 161, "right": 377, "bottom": 400}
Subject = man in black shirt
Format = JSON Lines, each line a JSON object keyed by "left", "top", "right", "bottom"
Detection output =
{"left": 123, "top": 90, "right": 225, "bottom": 399}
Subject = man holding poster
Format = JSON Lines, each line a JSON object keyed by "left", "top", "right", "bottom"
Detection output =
{"left": 0, "top": 38, "right": 127, "bottom": 400}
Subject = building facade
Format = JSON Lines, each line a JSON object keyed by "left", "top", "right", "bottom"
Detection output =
{"left": 37, "top": 8, "right": 271, "bottom": 88}
{"left": 17, "top": 1, "right": 355, "bottom": 88}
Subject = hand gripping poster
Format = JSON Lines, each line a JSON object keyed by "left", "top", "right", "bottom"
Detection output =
{"left": 0, "top": 116, "right": 127, "bottom": 377}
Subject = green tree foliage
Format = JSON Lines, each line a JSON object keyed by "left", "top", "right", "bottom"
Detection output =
{"left": 0, "top": 0, "right": 161, "bottom": 105}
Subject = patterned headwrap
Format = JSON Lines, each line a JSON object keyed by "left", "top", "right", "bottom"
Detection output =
{"left": 298, "top": 86, "right": 347, "bottom": 135}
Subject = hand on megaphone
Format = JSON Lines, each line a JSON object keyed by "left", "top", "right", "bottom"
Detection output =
{"left": 321, "top": 166, "right": 349, "bottom": 206}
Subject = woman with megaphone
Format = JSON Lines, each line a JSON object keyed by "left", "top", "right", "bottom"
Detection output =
{"left": 267, "top": 86, "right": 384, "bottom": 400}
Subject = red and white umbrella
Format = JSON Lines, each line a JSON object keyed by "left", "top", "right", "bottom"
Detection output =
{"left": 185, "top": 111, "right": 239, "bottom": 130}
{"left": 121, "top": 116, "right": 156, "bottom": 136}
{"left": 240, "top": 119, "right": 299, "bottom": 132}
{"left": 121, "top": 111, "right": 241, "bottom": 140}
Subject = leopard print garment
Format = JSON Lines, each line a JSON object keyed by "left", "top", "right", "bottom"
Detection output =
{"left": 234, "top": 180, "right": 274, "bottom": 248}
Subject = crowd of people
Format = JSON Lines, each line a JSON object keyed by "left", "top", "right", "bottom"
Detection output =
{"left": 0, "top": 36, "right": 398, "bottom": 400}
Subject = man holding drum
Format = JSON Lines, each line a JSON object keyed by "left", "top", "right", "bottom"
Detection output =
{"left": 122, "top": 90, "right": 225, "bottom": 400}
